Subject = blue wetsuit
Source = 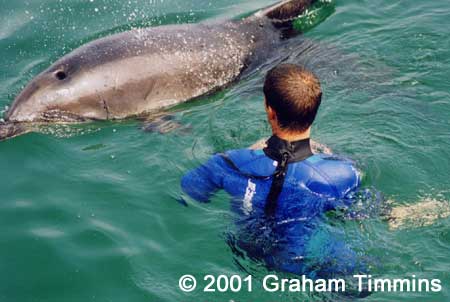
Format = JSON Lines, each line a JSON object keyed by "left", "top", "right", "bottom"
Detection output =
{"left": 181, "top": 136, "right": 367, "bottom": 278}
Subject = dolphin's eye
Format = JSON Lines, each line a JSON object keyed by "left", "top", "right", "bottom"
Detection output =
{"left": 55, "top": 70, "right": 67, "bottom": 81}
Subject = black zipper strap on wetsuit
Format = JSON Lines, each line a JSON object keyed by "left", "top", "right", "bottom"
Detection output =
{"left": 219, "top": 135, "right": 313, "bottom": 217}
{"left": 263, "top": 136, "right": 313, "bottom": 217}
{"left": 264, "top": 151, "right": 289, "bottom": 217}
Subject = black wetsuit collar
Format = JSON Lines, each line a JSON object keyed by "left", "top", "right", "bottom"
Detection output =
{"left": 263, "top": 135, "right": 313, "bottom": 164}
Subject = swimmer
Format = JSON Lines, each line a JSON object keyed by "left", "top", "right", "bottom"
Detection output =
{"left": 180, "top": 64, "right": 449, "bottom": 280}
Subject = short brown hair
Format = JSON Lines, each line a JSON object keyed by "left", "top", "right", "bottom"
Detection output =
{"left": 263, "top": 64, "right": 322, "bottom": 132}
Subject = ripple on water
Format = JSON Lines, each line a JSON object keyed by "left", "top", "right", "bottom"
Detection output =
{"left": 11, "top": 199, "right": 34, "bottom": 209}
{"left": 31, "top": 227, "right": 65, "bottom": 239}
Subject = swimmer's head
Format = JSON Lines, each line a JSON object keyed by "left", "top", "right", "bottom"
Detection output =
{"left": 264, "top": 64, "right": 322, "bottom": 136}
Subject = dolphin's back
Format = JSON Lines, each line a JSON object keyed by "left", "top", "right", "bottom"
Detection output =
{"left": 52, "top": 20, "right": 276, "bottom": 119}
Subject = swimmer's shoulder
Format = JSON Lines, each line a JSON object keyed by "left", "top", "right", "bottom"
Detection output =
{"left": 220, "top": 148, "right": 276, "bottom": 176}
{"left": 302, "top": 153, "right": 361, "bottom": 198}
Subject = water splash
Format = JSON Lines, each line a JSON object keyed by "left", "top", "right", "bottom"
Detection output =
{"left": 37, "top": 124, "right": 102, "bottom": 139}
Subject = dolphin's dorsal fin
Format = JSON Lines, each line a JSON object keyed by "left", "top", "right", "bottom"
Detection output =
{"left": 255, "top": 0, "right": 316, "bottom": 26}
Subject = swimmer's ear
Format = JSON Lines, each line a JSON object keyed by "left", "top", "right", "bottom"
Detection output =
{"left": 266, "top": 106, "right": 278, "bottom": 125}
{"left": 258, "top": 0, "right": 316, "bottom": 27}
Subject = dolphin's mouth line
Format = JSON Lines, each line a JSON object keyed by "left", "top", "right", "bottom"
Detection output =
{"left": 0, "top": 118, "right": 94, "bottom": 141}
{"left": 41, "top": 109, "right": 89, "bottom": 123}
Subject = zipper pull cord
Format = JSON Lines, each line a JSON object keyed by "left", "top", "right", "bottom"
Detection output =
{"left": 265, "top": 152, "right": 290, "bottom": 217}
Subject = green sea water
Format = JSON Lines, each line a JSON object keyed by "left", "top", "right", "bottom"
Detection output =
{"left": 1, "top": 0, "right": 449, "bottom": 301}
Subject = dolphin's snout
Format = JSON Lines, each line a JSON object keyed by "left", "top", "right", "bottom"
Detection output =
{"left": 0, "top": 121, "right": 29, "bottom": 141}
{"left": 5, "top": 81, "right": 40, "bottom": 122}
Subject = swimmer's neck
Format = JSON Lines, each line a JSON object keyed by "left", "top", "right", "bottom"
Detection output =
{"left": 272, "top": 127, "right": 311, "bottom": 142}
{"left": 266, "top": 104, "right": 311, "bottom": 142}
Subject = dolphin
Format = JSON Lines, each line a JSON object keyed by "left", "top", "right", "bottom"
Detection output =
{"left": 1, "top": 0, "right": 320, "bottom": 141}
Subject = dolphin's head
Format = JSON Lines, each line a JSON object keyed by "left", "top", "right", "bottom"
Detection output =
{"left": 6, "top": 51, "right": 108, "bottom": 123}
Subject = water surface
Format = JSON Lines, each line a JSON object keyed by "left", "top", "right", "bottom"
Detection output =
{"left": 0, "top": 0, "right": 449, "bottom": 301}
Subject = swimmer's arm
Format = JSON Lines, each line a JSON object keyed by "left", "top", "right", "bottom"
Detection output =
{"left": 323, "top": 164, "right": 362, "bottom": 212}
{"left": 387, "top": 199, "right": 450, "bottom": 230}
{"left": 181, "top": 155, "right": 225, "bottom": 203}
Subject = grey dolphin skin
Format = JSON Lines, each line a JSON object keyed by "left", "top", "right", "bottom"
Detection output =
{"left": 1, "top": 0, "right": 317, "bottom": 141}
